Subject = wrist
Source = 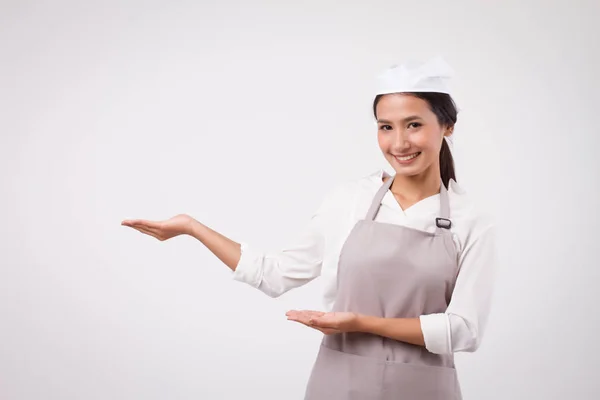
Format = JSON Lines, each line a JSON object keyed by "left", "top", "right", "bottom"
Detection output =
{"left": 353, "top": 314, "right": 378, "bottom": 333}
{"left": 187, "top": 218, "right": 203, "bottom": 238}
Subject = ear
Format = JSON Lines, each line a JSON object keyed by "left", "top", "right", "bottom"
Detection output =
{"left": 443, "top": 126, "right": 454, "bottom": 137}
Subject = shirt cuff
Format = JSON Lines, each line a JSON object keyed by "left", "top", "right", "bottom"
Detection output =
{"left": 231, "top": 242, "right": 263, "bottom": 288}
{"left": 419, "top": 313, "right": 452, "bottom": 354}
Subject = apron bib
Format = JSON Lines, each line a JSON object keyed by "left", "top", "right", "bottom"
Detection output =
{"left": 304, "top": 174, "right": 462, "bottom": 400}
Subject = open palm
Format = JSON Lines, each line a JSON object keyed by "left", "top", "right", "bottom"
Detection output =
{"left": 121, "top": 214, "right": 192, "bottom": 241}
{"left": 286, "top": 310, "right": 358, "bottom": 334}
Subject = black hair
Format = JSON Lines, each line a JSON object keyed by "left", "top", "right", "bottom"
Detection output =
{"left": 372, "top": 92, "right": 458, "bottom": 188}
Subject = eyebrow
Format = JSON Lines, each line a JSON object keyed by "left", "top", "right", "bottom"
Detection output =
{"left": 377, "top": 116, "right": 422, "bottom": 124}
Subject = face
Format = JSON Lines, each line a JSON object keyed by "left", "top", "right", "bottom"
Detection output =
{"left": 376, "top": 93, "right": 452, "bottom": 178}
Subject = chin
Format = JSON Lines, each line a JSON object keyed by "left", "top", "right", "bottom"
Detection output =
{"left": 391, "top": 168, "right": 423, "bottom": 177}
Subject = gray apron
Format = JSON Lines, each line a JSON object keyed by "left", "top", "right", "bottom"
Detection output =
{"left": 304, "top": 174, "right": 462, "bottom": 400}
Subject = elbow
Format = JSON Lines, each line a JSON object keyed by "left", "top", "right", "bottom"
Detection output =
{"left": 256, "top": 273, "right": 296, "bottom": 298}
{"left": 234, "top": 246, "right": 316, "bottom": 298}
{"left": 233, "top": 276, "right": 288, "bottom": 298}
{"left": 449, "top": 315, "right": 484, "bottom": 353}
{"left": 259, "top": 285, "right": 287, "bottom": 299}
{"left": 458, "top": 334, "right": 481, "bottom": 353}
{"left": 256, "top": 267, "right": 316, "bottom": 299}
{"left": 235, "top": 270, "right": 298, "bottom": 298}
{"left": 233, "top": 253, "right": 288, "bottom": 298}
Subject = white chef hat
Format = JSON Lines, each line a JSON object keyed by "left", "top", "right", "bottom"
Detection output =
{"left": 375, "top": 56, "right": 454, "bottom": 96}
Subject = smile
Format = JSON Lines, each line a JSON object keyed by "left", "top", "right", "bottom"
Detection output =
{"left": 394, "top": 152, "right": 421, "bottom": 163}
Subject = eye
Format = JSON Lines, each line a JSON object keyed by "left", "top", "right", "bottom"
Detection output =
{"left": 407, "top": 122, "right": 422, "bottom": 129}
{"left": 378, "top": 124, "right": 392, "bottom": 131}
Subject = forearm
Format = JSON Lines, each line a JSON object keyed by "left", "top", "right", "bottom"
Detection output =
{"left": 188, "top": 219, "right": 241, "bottom": 271}
{"left": 355, "top": 315, "right": 425, "bottom": 347}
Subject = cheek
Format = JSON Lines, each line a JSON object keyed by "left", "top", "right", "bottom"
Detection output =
{"left": 376, "top": 132, "right": 389, "bottom": 149}
{"left": 416, "top": 131, "right": 442, "bottom": 151}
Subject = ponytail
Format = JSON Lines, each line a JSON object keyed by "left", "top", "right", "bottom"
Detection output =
{"left": 439, "top": 137, "right": 456, "bottom": 189}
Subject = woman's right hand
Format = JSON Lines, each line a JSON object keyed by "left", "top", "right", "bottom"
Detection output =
{"left": 121, "top": 213, "right": 194, "bottom": 241}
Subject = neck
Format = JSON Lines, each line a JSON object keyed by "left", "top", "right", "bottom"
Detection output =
{"left": 389, "top": 165, "right": 442, "bottom": 202}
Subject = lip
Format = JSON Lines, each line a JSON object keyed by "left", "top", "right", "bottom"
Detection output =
{"left": 393, "top": 152, "right": 420, "bottom": 157}
{"left": 393, "top": 152, "right": 421, "bottom": 165}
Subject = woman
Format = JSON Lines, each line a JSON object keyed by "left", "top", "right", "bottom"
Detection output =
{"left": 122, "top": 57, "right": 496, "bottom": 399}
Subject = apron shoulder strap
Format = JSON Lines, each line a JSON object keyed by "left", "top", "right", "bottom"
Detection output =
{"left": 435, "top": 181, "right": 452, "bottom": 232}
{"left": 365, "top": 174, "right": 395, "bottom": 221}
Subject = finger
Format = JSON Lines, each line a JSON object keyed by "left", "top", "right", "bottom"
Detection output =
{"left": 285, "top": 310, "right": 301, "bottom": 319}
{"left": 300, "top": 310, "right": 326, "bottom": 316}
{"left": 286, "top": 310, "right": 329, "bottom": 326}
{"left": 286, "top": 310, "right": 324, "bottom": 318}
{"left": 300, "top": 310, "right": 325, "bottom": 320}
{"left": 287, "top": 314, "right": 311, "bottom": 324}
{"left": 307, "top": 312, "right": 323, "bottom": 322}
{"left": 286, "top": 318, "right": 340, "bottom": 335}
{"left": 309, "top": 317, "right": 336, "bottom": 329}
{"left": 287, "top": 310, "right": 314, "bottom": 320}
{"left": 122, "top": 219, "right": 162, "bottom": 229}
{"left": 122, "top": 219, "right": 145, "bottom": 227}
{"left": 287, "top": 318, "right": 312, "bottom": 328}
{"left": 287, "top": 319, "right": 338, "bottom": 334}
{"left": 301, "top": 312, "right": 322, "bottom": 324}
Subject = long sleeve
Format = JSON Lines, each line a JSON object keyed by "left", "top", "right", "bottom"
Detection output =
{"left": 419, "top": 225, "right": 497, "bottom": 354}
{"left": 231, "top": 185, "right": 341, "bottom": 298}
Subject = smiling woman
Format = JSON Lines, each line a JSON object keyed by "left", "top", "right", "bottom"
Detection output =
{"left": 122, "top": 56, "right": 496, "bottom": 400}
{"left": 374, "top": 91, "right": 457, "bottom": 210}
{"left": 377, "top": 96, "right": 455, "bottom": 172}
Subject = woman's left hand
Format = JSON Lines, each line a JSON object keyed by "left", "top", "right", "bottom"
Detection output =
{"left": 286, "top": 310, "right": 360, "bottom": 334}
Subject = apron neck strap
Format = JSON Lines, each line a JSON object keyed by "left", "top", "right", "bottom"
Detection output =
{"left": 366, "top": 175, "right": 452, "bottom": 231}
{"left": 365, "top": 174, "right": 395, "bottom": 221}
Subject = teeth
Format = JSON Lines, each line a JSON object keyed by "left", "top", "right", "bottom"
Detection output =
{"left": 396, "top": 152, "right": 420, "bottom": 161}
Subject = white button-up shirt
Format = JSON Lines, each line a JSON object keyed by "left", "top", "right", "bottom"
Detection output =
{"left": 232, "top": 169, "right": 496, "bottom": 355}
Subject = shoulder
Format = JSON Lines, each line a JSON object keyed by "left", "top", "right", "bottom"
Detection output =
{"left": 316, "top": 169, "right": 386, "bottom": 214}
{"left": 327, "top": 168, "right": 385, "bottom": 195}
{"left": 447, "top": 179, "right": 496, "bottom": 246}
{"left": 333, "top": 168, "right": 387, "bottom": 198}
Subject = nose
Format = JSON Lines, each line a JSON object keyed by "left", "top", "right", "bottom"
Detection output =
{"left": 391, "top": 128, "right": 410, "bottom": 150}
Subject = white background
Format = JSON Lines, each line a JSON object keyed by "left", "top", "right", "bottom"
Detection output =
{"left": 1, "top": 0, "right": 599, "bottom": 399}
